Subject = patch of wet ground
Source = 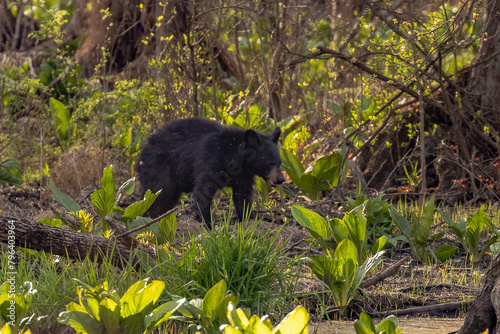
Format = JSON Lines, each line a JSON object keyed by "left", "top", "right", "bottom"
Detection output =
{"left": 312, "top": 318, "right": 463, "bottom": 334}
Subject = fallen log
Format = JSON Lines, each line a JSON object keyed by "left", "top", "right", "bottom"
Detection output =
{"left": 0, "top": 215, "right": 155, "bottom": 268}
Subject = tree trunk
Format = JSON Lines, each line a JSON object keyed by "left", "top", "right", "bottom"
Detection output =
{"left": 468, "top": 0, "right": 500, "bottom": 123}
{"left": 457, "top": 254, "right": 500, "bottom": 334}
{"left": 0, "top": 215, "right": 155, "bottom": 268}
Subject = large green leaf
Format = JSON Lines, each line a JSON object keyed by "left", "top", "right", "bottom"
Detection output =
{"left": 307, "top": 255, "right": 337, "bottom": 289}
{"left": 376, "top": 316, "right": 398, "bottom": 334}
{"left": 334, "top": 239, "right": 358, "bottom": 267}
{"left": 438, "top": 209, "right": 466, "bottom": 241}
{"left": 283, "top": 125, "right": 310, "bottom": 154}
{"left": 120, "top": 279, "right": 165, "bottom": 318}
{"left": 274, "top": 306, "right": 309, "bottom": 334}
{"left": 353, "top": 320, "right": 375, "bottom": 334}
{"left": 0, "top": 158, "right": 22, "bottom": 186}
{"left": 227, "top": 302, "right": 250, "bottom": 329}
{"left": 223, "top": 325, "right": 243, "bottom": 334}
{"left": 245, "top": 315, "right": 273, "bottom": 333}
{"left": 215, "top": 294, "right": 239, "bottom": 327}
{"left": 334, "top": 259, "right": 356, "bottom": 306}
{"left": 91, "top": 166, "right": 116, "bottom": 219}
{"left": 389, "top": 207, "right": 411, "bottom": 238}
{"left": 49, "top": 97, "right": 72, "bottom": 141}
{"left": 99, "top": 298, "right": 120, "bottom": 334}
{"left": 58, "top": 306, "right": 103, "bottom": 334}
{"left": 371, "top": 235, "right": 388, "bottom": 254}
{"left": 303, "top": 151, "right": 342, "bottom": 188}
{"left": 144, "top": 298, "right": 186, "bottom": 331}
{"left": 121, "top": 313, "right": 144, "bottom": 334}
{"left": 0, "top": 323, "right": 13, "bottom": 334}
{"left": 352, "top": 251, "right": 384, "bottom": 295}
{"left": 38, "top": 217, "right": 62, "bottom": 228}
{"left": 122, "top": 190, "right": 159, "bottom": 223}
{"left": 201, "top": 280, "right": 227, "bottom": 318}
{"left": 308, "top": 252, "right": 357, "bottom": 307}
{"left": 78, "top": 287, "right": 100, "bottom": 321}
{"left": 291, "top": 206, "right": 329, "bottom": 239}
{"left": 118, "top": 177, "right": 136, "bottom": 196}
{"left": 280, "top": 148, "right": 305, "bottom": 188}
{"left": 434, "top": 245, "right": 457, "bottom": 263}
{"left": 329, "top": 218, "right": 349, "bottom": 244}
{"left": 358, "top": 312, "right": 376, "bottom": 333}
{"left": 412, "top": 198, "right": 434, "bottom": 245}
{"left": 48, "top": 179, "right": 80, "bottom": 212}
{"left": 343, "top": 212, "right": 367, "bottom": 263}
{"left": 232, "top": 105, "right": 262, "bottom": 129}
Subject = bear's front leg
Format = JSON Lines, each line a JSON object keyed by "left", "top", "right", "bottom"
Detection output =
{"left": 193, "top": 176, "right": 219, "bottom": 229}
{"left": 232, "top": 181, "right": 254, "bottom": 221}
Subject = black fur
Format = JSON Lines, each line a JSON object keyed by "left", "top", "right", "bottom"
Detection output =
{"left": 136, "top": 118, "right": 285, "bottom": 229}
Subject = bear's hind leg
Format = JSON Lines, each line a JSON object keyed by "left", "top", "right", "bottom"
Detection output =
{"left": 144, "top": 186, "right": 181, "bottom": 218}
{"left": 193, "top": 176, "right": 219, "bottom": 229}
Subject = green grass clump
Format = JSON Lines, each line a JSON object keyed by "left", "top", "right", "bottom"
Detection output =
{"left": 0, "top": 246, "right": 150, "bottom": 332}
{"left": 157, "top": 215, "right": 301, "bottom": 317}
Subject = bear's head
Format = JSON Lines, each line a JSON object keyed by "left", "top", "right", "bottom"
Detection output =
{"left": 242, "top": 127, "right": 285, "bottom": 186}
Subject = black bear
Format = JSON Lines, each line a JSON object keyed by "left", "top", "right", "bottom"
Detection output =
{"left": 136, "top": 118, "right": 285, "bottom": 229}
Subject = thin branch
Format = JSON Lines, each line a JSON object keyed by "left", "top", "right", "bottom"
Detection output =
{"left": 117, "top": 208, "right": 177, "bottom": 239}
{"left": 360, "top": 256, "right": 409, "bottom": 288}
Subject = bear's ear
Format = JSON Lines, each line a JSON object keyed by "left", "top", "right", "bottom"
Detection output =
{"left": 244, "top": 129, "right": 261, "bottom": 146}
{"left": 270, "top": 127, "right": 281, "bottom": 143}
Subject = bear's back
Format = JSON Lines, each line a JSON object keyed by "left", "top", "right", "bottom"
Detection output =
{"left": 148, "top": 118, "right": 224, "bottom": 150}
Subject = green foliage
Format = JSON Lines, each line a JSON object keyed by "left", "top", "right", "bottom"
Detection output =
{"left": 49, "top": 97, "right": 75, "bottom": 148}
{"left": 40, "top": 57, "right": 82, "bottom": 100}
{"left": 281, "top": 149, "right": 345, "bottom": 200}
{"left": 159, "top": 217, "right": 298, "bottom": 314}
{"left": 329, "top": 212, "right": 387, "bottom": 264}
{"left": 344, "top": 195, "right": 399, "bottom": 248}
{"left": 0, "top": 281, "right": 39, "bottom": 333}
{"left": 439, "top": 206, "right": 500, "bottom": 263}
{"left": 1, "top": 245, "right": 153, "bottom": 331}
{"left": 354, "top": 312, "right": 402, "bottom": 334}
{"left": 399, "top": 161, "right": 420, "bottom": 192}
{"left": 0, "top": 158, "right": 22, "bottom": 186}
{"left": 1, "top": 65, "right": 46, "bottom": 116}
{"left": 157, "top": 214, "right": 177, "bottom": 245}
{"left": 173, "top": 279, "right": 309, "bottom": 334}
{"left": 223, "top": 304, "right": 309, "bottom": 334}
{"left": 91, "top": 166, "right": 117, "bottom": 223}
{"left": 291, "top": 206, "right": 384, "bottom": 308}
{"left": 307, "top": 242, "right": 383, "bottom": 308}
{"left": 292, "top": 205, "right": 386, "bottom": 263}
{"left": 58, "top": 278, "right": 184, "bottom": 334}
{"left": 48, "top": 179, "right": 80, "bottom": 212}
{"left": 47, "top": 166, "right": 157, "bottom": 235}
{"left": 174, "top": 280, "right": 238, "bottom": 333}
{"left": 0, "top": 323, "right": 31, "bottom": 334}
{"left": 390, "top": 198, "right": 454, "bottom": 263}
{"left": 282, "top": 122, "right": 311, "bottom": 156}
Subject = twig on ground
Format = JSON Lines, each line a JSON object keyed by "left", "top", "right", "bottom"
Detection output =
{"left": 361, "top": 256, "right": 409, "bottom": 288}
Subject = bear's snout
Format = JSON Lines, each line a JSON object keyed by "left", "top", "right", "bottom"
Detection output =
{"left": 267, "top": 167, "right": 285, "bottom": 186}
